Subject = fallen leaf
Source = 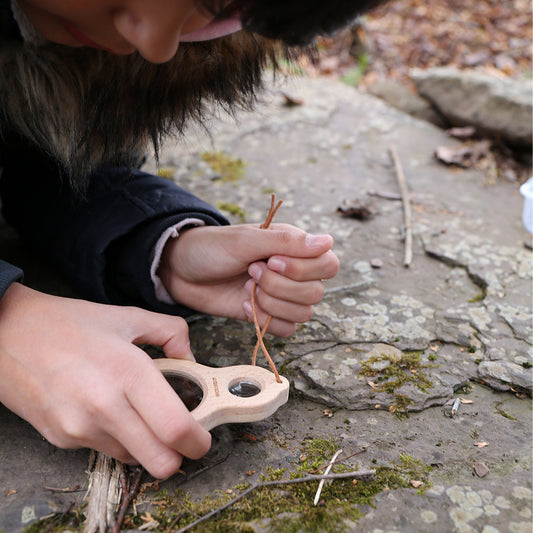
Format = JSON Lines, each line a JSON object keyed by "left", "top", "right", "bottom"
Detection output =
{"left": 446, "top": 126, "right": 476, "bottom": 139}
{"left": 367, "top": 381, "right": 380, "bottom": 390}
{"left": 336, "top": 197, "right": 377, "bottom": 219}
{"left": 474, "top": 442, "right": 489, "bottom": 448}
{"left": 473, "top": 462, "right": 490, "bottom": 478}
{"left": 281, "top": 92, "right": 304, "bottom": 107}
{"left": 460, "top": 398, "right": 473, "bottom": 404}
{"left": 323, "top": 409, "right": 334, "bottom": 418}
{"left": 238, "top": 432, "right": 257, "bottom": 442}
{"left": 4, "top": 489, "right": 16, "bottom": 497}
{"left": 410, "top": 480, "right": 423, "bottom": 488}
{"left": 226, "top": 489, "right": 234, "bottom": 494}
{"left": 389, "top": 405, "right": 396, "bottom": 413}
{"left": 141, "top": 512, "right": 155, "bottom": 523}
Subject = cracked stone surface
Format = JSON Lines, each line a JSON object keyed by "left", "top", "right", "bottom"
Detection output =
{"left": 1, "top": 76, "right": 531, "bottom": 532}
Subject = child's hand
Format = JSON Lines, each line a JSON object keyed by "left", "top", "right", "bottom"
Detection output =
{"left": 0, "top": 283, "right": 211, "bottom": 479}
{"left": 158, "top": 223, "right": 340, "bottom": 337}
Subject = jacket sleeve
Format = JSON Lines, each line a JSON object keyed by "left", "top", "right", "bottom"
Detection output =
{"left": 0, "top": 259, "right": 23, "bottom": 301}
{"left": 0, "top": 131, "right": 229, "bottom": 315}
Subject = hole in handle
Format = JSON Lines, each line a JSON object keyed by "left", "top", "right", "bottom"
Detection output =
{"left": 228, "top": 380, "right": 261, "bottom": 398}
{"left": 164, "top": 374, "right": 204, "bottom": 411}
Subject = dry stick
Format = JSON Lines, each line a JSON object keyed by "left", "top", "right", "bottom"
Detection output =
{"left": 250, "top": 194, "right": 283, "bottom": 383}
{"left": 173, "top": 470, "right": 375, "bottom": 533}
{"left": 389, "top": 146, "right": 413, "bottom": 267}
{"left": 313, "top": 448, "right": 343, "bottom": 506}
{"left": 308, "top": 448, "right": 367, "bottom": 475}
{"left": 110, "top": 467, "right": 144, "bottom": 533}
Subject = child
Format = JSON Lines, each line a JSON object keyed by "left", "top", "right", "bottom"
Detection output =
{"left": 0, "top": 0, "right": 383, "bottom": 479}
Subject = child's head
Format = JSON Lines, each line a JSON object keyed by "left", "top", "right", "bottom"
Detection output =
{"left": 18, "top": 0, "right": 384, "bottom": 63}
{"left": 3, "top": 0, "right": 387, "bottom": 183}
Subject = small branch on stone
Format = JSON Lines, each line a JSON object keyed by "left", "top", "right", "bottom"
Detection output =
{"left": 251, "top": 194, "right": 283, "bottom": 383}
{"left": 174, "top": 469, "right": 375, "bottom": 533}
{"left": 308, "top": 448, "right": 367, "bottom": 475}
{"left": 389, "top": 146, "right": 413, "bottom": 267}
{"left": 110, "top": 467, "right": 144, "bottom": 533}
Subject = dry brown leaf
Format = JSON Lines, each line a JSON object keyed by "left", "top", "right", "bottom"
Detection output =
{"left": 410, "top": 480, "right": 423, "bottom": 488}
{"left": 4, "top": 489, "right": 16, "bottom": 497}
{"left": 460, "top": 398, "right": 474, "bottom": 404}
{"left": 474, "top": 442, "right": 490, "bottom": 448}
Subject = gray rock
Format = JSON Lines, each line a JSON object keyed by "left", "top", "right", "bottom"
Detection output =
{"left": 366, "top": 79, "right": 447, "bottom": 128}
{"left": 412, "top": 67, "right": 533, "bottom": 147}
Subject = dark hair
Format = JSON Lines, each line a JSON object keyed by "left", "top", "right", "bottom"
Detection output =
{"left": 202, "top": 0, "right": 388, "bottom": 46}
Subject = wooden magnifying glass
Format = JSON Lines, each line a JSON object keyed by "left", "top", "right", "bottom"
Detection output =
{"left": 154, "top": 359, "right": 290, "bottom": 431}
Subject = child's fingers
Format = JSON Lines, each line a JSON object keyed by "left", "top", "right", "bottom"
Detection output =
{"left": 243, "top": 285, "right": 315, "bottom": 324}
{"left": 242, "top": 300, "right": 298, "bottom": 337}
{"left": 265, "top": 250, "right": 339, "bottom": 282}
{"left": 123, "top": 355, "right": 212, "bottom": 464}
{"left": 119, "top": 307, "right": 195, "bottom": 361}
{"left": 245, "top": 275, "right": 324, "bottom": 307}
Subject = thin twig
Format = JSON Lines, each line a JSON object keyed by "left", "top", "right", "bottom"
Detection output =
{"left": 173, "top": 470, "right": 375, "bottom": 533}
{"left": 313, "top": 449, "right": 342, "bottom": 505}
{"left": 251, "top": 290, "right": 281, "bottom": 382}
{"left": 250, "top": 194, "right": 283, "bottom": 383}
{"left": 43, "top": 484, "right": 81, "bottom": 493}
{"left": 389, "top": 146, "right": 413, "bottom": 267}
{"left": 174, "top": 450, "right": 233, "bottom": 487}
{"left": 111, "top": 467, "right": 144, "bottom": 533}
{"left": 308, "top": 448, "right": 367, "bottom": 475}
{"left": 251, "top": 316, "right": 271, "bottom": 365}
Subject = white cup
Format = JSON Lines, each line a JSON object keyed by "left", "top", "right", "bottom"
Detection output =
{"left": 520, "top": 177, "right": 533, "bottom": 233}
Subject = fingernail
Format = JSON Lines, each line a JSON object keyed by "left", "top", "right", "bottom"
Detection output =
{"left": 268, "top": 257, "right": 286, "bottom": 274}
{"left": 184, "top": 343, "right": 196, "bottom": 362}
{"left": 243, "top": 300, "right": 253, "bottom": 318}
{"left": 248, "top": 263, "right": 263, "bottom": 281}
{"left": 305, "top": 234, "right": 332, "bottom": 249}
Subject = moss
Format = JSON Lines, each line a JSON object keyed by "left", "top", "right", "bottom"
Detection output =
{"left": 468, "top": 284, "right": 487, "bottom": 303}
{"left": 201, "top": 151, "right": 246, "bottom": 184}
{"left": 522, "top": 361, "right": 532, "bottom": 369}
{"left": 24, "top": 507, "right": 85, "bottom": 532}
{"left": 216, "top": 202, "right": 247, "bottom": 223}
{"left": 25, "top": 441, "right": 432, "bottom": 533}
{"left": 156, "top": 166, "right": 176, "bottom": 179}
{"left": 494, "top": 400, "right": 519, "bottom": 421}
{"left": 358, "top": 350, "right": 437, "bottom": 416}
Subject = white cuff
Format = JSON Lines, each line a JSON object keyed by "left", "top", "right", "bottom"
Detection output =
{"left": 150, "top": 218, "right": 205, "bottom": 304}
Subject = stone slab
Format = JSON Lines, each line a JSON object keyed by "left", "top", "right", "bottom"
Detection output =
{"left": 0, "top": 76, "right": 531, "bottom": 532}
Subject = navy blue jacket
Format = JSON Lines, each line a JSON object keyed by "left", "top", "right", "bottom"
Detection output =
{"left": 0, "top": 6, "right": 228, "bottom": 315}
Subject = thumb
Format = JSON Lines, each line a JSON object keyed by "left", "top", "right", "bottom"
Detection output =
{"left": 128, "top": 309, "right": 195, "bottom": 361}
{"left": 240, "top": 224, "right": 334, "bottom": 261}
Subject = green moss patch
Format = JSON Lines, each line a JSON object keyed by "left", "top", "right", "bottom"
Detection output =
{"left": 24, "top": 439, "right": 432, "bottom": 533}
{"left": 358, "top": 349, "right": 437, "bottom": 417}
{"left": 201, "top": 151, "right": 246, "bottom": 184}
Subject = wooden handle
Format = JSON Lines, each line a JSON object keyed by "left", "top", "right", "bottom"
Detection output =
{"left": 154, "top": 359, "right": 289, "bottom": 431}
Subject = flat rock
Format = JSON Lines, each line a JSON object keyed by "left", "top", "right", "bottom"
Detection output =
{"left": 1, "top": 75, "right": 531, "bottom": 532}
{"left": 412, "top": 67, "right": 533, "bottom": 147}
